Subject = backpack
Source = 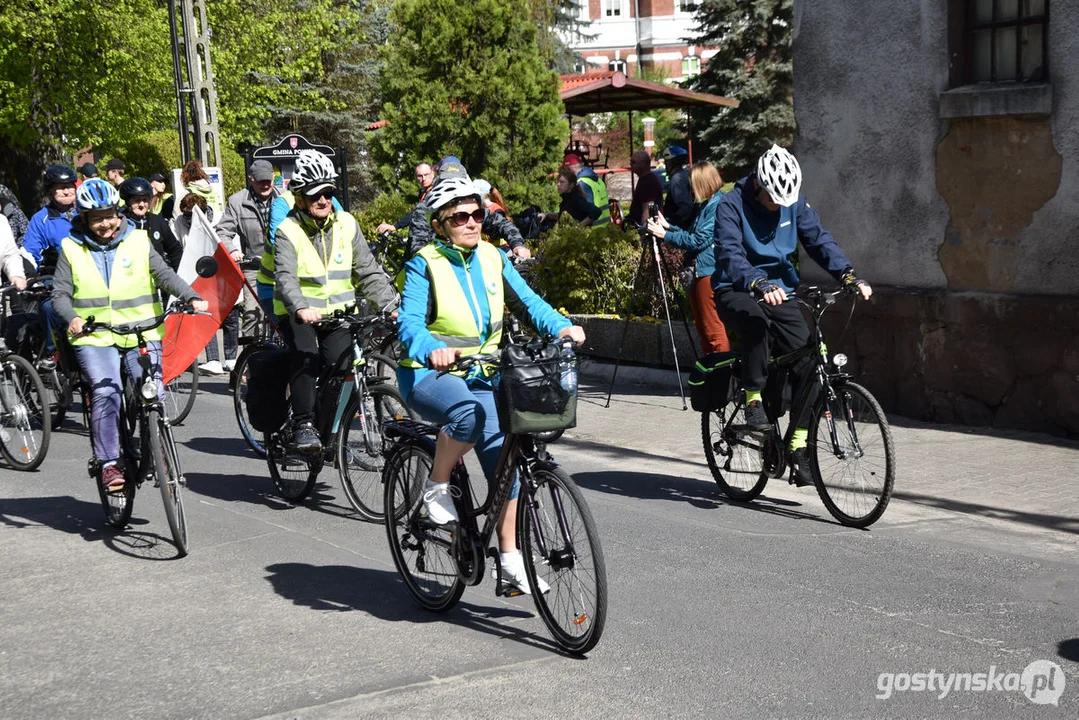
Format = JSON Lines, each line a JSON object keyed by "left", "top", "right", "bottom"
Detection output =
{"left": 688, "top": 352, "right": 738, "bottom": 412}
{"left": 244, "top": 348, "right": 291, "bottom": 433}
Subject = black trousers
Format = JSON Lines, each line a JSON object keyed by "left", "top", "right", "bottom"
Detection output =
{"left": 714, "top": 288, "right": 816, "bottom": 427}
{"left": 281, "top": 318, "right": 351, "bottom": 425}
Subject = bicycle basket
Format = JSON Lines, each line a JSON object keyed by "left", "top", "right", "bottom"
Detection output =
{"left": 497, "top": 339, "right": 577, "bottom": 434}
{"left": 688, "top": 351, "right": 738, "bottom": 412}
{"left": 245, "top": 348, "right": 291, "bottom": 433}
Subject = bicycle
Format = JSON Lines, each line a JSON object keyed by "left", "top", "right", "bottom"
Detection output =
{"left": 2, "top": 280, "right": 73, "bottom": 431}
{"left": 700, "top": 286, "right": 896, "bottom": 528}
{"left": 382, "top": 341, "right": 607, "bottom": 654}
{"left": 73, "top": 303, "right": 208, "bottom": 555}
{"left": 231, "top": 310, "right": 286, "bottom": 456}
{"left": 163, "top": 362, "right": 199, "bottom": 426}
{"left": 262, "top": 307, "right": 414, "bottom": 520}
{"left": 0, "top": 294, "right": 50, "bottom": 471}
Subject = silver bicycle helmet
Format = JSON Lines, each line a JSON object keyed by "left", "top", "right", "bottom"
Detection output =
{"left": 756, "top": 144, "right": 802, "bottom": 207}
{"left": 425, "top": 175, "right": 481, "bottom": 216}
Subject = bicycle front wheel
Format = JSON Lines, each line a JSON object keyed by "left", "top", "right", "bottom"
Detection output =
{"left": 164, "top": 363, "right": 198, "bottom": 426}
{"left": 519, "top": 465, "right": 607, "bottom": 654}
{"left": 701, "top": 398, "right": 768, "bottom": 502}
{"left": 148, "top": 409, "right": 189, "bottom": 555}
{"left": 232, "top": 350, "right": 266, "bottom": 456}
{"left": 383, "top": 438, "right": 464, "bottom": 612}
{"left": 337, "top": 384, "right": 413, "bottom": 522}
{"left": 809, "top": 381, "right": 895, "bottom": 528}
{"left": 0, "top": 353, "right": 51, "bottom": 471}
{"left": 44, "top": 366, "right": 72, "bottom": 430}
{"left": 266, "top": 431, "right": 320, "bottom": 502}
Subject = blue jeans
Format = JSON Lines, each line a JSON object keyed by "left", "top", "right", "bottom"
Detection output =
{"left": 40, "top": 297, "right": 63, "bottom": 354}
{"left": 407, "top": 371, "right": 518, "bottom": 500}
{"left": 76, "top": 342, "right": 163, "bottom": 462}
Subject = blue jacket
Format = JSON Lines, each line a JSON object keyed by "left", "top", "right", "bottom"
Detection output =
{"left": 712, "top": 174, "right": 853, "bottom": 294}
{"left": 396, "top": 240, "right": 571, "bottom": 401}
{"left": 23, "top": 204, "right": 75, "bottom": 268}
{"left": 663, "top": 192, "right": 723, "bottom": 279}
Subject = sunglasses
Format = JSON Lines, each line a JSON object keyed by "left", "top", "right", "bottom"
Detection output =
{"left": 441, "top": 208, "right": 484, "bottom": 227}
{"left": 306, "top": 189, "right": 336, "bottom": 201}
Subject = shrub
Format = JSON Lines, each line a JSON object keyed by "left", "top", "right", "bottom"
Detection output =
{"left": 353, "top": 190, "right": 414, "bottom": 271}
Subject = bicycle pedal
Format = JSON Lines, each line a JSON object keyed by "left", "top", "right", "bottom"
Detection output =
{"left": 497, "top": 585, "right": 525, "bottom": 598}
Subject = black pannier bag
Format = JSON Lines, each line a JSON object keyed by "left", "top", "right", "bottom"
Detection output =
{"left": 763, "top": 365, "right": 792, "bottom": 422}
{"left": 244, "top": 348, "right": 291, "bottom": 433}
{"left": 688, "top": 351, "right": 738, "bottom": 412}
{"left": 497, "top": 338, "right": 577, "bottom": 434}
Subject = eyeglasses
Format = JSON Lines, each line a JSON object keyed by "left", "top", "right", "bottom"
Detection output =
{"left": 441, "top": 209, "right": 484, "bottom": 227}
{"left": 306, "top": 189, "right": 336, "bottom": 202}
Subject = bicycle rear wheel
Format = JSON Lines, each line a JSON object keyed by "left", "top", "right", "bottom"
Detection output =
{"left": 164, "top": 363, "right": 198, "bottom": 426}
{"left": 519, "top": 464, "right": 607, "bottom": 654}
{"left": 232, "top": 350, "right": 266, "bottom": 456}
{"left": 0, "top": 353, "right": 50, "bottom": 471}
{"left": 701, "top": 397, "right": 768, "bottom": 501}
{"left": 337, "top": 384, "right": 413, "bottom": 522}
{"left": 148, "top": 409, "right": 188, "bottom": 555}
{"left": 94, "top": 461, "right": 136, "bottom": 528}
{"left": 266, "top": 430, "right": 320, "bottom": 502}
{"left": 810, "top": 381, "right": 895, "bottom": 528}
{"left": 383, "top": 438, "right": 464, "bottom": 612}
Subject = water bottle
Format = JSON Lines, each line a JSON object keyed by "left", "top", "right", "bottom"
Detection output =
{"left": 558, "top": 341, "right": 578, "bottom": 395}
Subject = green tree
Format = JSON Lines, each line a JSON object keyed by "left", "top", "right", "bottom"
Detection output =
{"left": 530, "top": 0, "right": 592, "bottom": 74}
{"left": 685, "top": 0, "right": 794, "bottom": 177}
{"left": 373, "top": 0, "right": 569, "bottom": 210}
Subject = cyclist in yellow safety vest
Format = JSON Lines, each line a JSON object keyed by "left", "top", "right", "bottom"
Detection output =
{"left": 396, "top": 174, "right": 585, "bottom": 595}
{"left": 273, "top": 150, "right": 398, "bottom": 453}
{"left": 50, "top": 179, "right": 208, "bottom": 492}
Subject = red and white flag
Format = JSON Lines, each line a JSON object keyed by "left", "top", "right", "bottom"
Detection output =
{"left": 161, "top": 206, "right": 247, "bottom": 383}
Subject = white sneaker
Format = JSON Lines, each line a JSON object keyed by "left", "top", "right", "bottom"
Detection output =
{"left": 198, "top": 360, "right": 225, "bottom": 376}
{"left": 223, "top": 358, "right": 237, "bottom": 372}
{"left": 495, "top": 551, "right": 550, "bottom": 596}
{"left": 421, "top": 481, "right": 459, "bottom": 525}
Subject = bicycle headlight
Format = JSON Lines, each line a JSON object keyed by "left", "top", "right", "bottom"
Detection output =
{"left": 832, "top": 353, "right": 848, "bottom": 368}
{"left": 140, "top": 379, "right": 158, "bottom": 400}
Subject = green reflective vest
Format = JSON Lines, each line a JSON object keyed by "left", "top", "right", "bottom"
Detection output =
{"left": 257, "top": 191, "right": 295, "bottom": 286}
{"left": 63, "top": 229, "right": 163, "bottom": 348}
{"left": 578, "top": 176, "right": 611, "bottom": 225}
{"left": 399, "top": 240, "right": 505, "bottom": 374}
{"left": 272, "top": 211, "right": 356, "bottom": 316}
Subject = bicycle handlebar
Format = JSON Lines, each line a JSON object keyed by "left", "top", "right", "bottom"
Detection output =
{"left": 432, "top": 336, "right": 578, "bottom": 376}
{"left": 71, "top": 302, "right": 210, "bottom": 340}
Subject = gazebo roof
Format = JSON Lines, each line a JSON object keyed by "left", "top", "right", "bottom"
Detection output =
{"left": 559, "top": 71, "right": 738, "bottom": 115}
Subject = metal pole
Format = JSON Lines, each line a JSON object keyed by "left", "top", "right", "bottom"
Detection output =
{"left": 167, "top": 0, "right": 191, "bottom": 163}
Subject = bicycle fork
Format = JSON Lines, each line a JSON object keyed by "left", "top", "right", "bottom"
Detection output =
{"left": 821, "top": 381, "right": 864, "bottom": 460}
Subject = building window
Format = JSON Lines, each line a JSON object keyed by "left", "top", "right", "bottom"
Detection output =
{"left": 968, "top": 0, "right": 1048, "bottom": 83}
{"left": 677, "top": 0, "right": 699, "bottom": 12}
{"left": 681, "top": 55, "right": 701, "bottom": 77}
{"left": 609, "top": 59, "right": 627, "bottom": 73}
{"left": 604, "top": 0, "right": 622, "bottom": 18}
{"left": 574, "top": 0, "right": 589, "bottom": 21}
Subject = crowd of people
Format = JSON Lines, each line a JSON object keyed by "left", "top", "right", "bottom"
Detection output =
{"left": 0, "top": 139, "right": 872, "bottom": 558}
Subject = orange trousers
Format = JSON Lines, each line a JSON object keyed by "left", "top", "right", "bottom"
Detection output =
{"left": 690, "top": 277, "right": 731, "bottom": 354}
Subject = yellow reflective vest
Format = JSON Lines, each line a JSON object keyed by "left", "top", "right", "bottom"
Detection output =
{"left": 399, "top": 240, "right": 505, "bottom": 375}
{"left": 257, "top": 191, "right": 295, "bottom": 287}
{"left": 578, "top": 176, "right": 611, "bottom": 224}
{"left": 272, "top": 211, "right": 356, "bottom": 316}
{"left": 62, "top": 229, "right": 164, "bottom": 348}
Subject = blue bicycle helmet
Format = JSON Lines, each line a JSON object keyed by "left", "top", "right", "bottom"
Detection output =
{"left": 76, "top": 178, "right": 121, "bottom": 214}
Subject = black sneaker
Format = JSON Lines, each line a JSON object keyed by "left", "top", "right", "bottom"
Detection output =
{"left": 789, "top": 447, "right": 815, "bottom": 487}
{"left": 292, "top": 423, "right": 322, "bottom": 454}
{"left": 744, "top": 399, "right": 770, "bottom": 430}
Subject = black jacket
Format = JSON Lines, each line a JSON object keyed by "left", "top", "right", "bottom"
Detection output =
{"left": 123, "top": 210, "right": 183, "bottom": 271}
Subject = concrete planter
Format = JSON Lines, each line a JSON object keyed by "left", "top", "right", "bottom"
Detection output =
{"left": 570, "top": 314, "right": 700, "bottom": 368}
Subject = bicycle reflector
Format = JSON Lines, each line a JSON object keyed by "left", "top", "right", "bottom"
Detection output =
{"left": 832, "top": 353, "right": 848, "bottom": 368}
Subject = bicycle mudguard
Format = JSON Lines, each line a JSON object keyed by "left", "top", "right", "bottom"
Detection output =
{"left": 382, "top": 418, "right": 440, "bottom": 442}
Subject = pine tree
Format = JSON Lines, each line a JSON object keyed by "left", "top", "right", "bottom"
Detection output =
{"left": 373, "top": 0, "right": 569, "bottom": 209}
{"left": 685, "top": 0, "right": 794, "bottom": 178}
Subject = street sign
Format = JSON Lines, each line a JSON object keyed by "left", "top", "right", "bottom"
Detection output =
{"left": 247, "top": 134, "right": 349, "bottom": 209}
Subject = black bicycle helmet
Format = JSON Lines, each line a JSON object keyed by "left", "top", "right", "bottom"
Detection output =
{"left": 119, "top": 176, "right": 153, "bottom": 201}
{"left": 44, "top": 164, "right": 77, "bottom": 187}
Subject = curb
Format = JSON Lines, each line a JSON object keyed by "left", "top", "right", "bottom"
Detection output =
{"left": 578, "top": 357, "right": 690, "bottom": 392}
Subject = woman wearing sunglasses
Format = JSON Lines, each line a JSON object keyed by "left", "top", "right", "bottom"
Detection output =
{"left": 273, "top": 150, "right": 399, "bottom": 452}
{"left": 396, "top": 174, "right": 586, "bottom": 595}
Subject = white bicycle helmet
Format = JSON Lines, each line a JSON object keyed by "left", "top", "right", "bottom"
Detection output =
{"left": 75, "top": 178, "right": 121, "bottom": 214}
{"left": 290, "top": 149, "right": 338, "bottom": 194}
{"left": 756, "top": 144, "right": 802, "bottom": 207}
{"left": 425, "top": 175, "right": 481, "bottom": 216}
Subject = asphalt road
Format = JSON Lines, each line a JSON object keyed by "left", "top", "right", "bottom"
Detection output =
{"left": 1, "top": 376, "right": 1076, "bottom": 719}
